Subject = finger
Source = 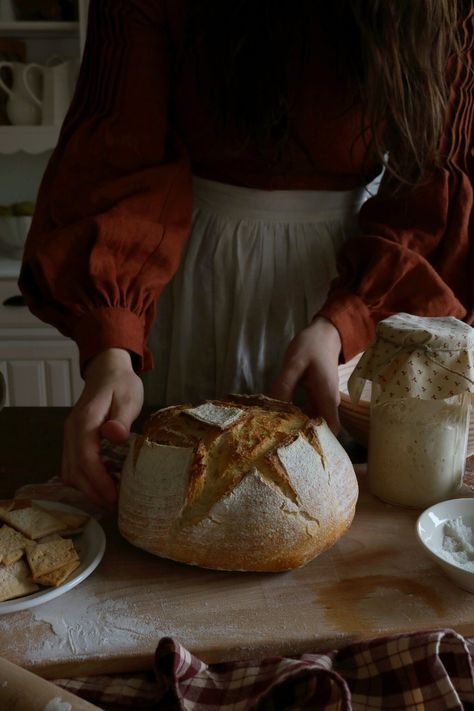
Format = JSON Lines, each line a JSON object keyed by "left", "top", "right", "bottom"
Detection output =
{"left": 74, "top": 435, "right": 118, "bottom": 506}
{"left": 306, "top": 394, "right": 341, "bottom": 434}
{"left": 270, "top": 358, "right": 307, "bottom": 402}
{"left": 100, "top": 419, "right": 129, "bottom": 444}
{"left": 303, "top": 370, "right": 341, "bottom": 434}
{"left": 61, "top": 438, "right": 105, "bottom": 507}
{"left": 65, "top": 413, "right": 118, "bottom": 507}
{"left": 100, "top": 389, "right": 142, "bottom": 443}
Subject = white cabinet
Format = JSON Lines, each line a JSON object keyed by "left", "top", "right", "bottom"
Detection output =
{"left": 0, "top": 2, "right": 89, "bottom": 406}
{"left": 0, "top": 0, "right": 89, "bottom": 155}
{"left": 0, "top": 261, "right": 82, "bottom": 405}
{"left": 0, "top": 331, "right": 82, "bottom": 406}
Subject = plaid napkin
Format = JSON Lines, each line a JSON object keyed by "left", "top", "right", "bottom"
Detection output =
{"left": 53, "top": 629, "right": 474, "bottom": 710}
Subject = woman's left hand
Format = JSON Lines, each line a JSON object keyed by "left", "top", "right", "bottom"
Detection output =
{"left": 270, "top": 317, "right": 342, "bottom": 433}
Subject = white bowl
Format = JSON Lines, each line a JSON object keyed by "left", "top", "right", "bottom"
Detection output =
{"left": 416, "top": 498, "right": 474, "bottom": 593}
{"left": 0, "top": 216, "right": 32, "bottom": 259}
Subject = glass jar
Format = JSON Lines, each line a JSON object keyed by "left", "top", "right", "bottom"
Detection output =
{"left": 367, "top": 388, "right": 470, "bottom": 508}
{"left": 348, "top": 314, "right": 474, "bottom": 508}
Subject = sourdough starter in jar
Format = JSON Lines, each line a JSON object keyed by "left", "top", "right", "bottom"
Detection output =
{"left": 349, "top": 314, "right": 474, "bottom": 508}
{"left": 368, "top": 394, "right": 470, "bottom": 508}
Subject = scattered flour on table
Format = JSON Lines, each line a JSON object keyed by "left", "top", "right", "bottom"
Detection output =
{"left": 43, "top": 699, "right": 72, "bottom": 711}
{"left": 440, "top": 517, "right": 474, "bottom": 571}
{"left": 0, "top": 587, "right": 165, "bottom": 663}
{"left": 0, "top": 577, "right": 298, "bottom": 664}
{"left": 0, "top": 680, "right": 7, "bottom": 687}
{"left": 31, "top": 588, "right": 159, "bottom": 660}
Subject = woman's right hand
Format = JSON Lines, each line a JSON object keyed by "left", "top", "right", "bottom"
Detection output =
{"left": 61, "top": 348, "right": 144, "bottom": 508}
{"left": 270, "top": 317, "right": 342, "bottom": 433}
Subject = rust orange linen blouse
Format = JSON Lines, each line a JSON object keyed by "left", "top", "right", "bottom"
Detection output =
{"left": 18, "top": 0, "right": 474, "bottom": 374}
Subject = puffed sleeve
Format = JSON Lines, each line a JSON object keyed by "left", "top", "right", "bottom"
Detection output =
{"left": 318, "top": 6, "right": 474, "bottom": 362}
{"left": 18, "top": 0, "right": 192, "bottom": 373}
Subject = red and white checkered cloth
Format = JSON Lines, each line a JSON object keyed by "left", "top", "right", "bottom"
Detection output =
{"left": 53, "top": 629, "right": 474, "bottom": 710}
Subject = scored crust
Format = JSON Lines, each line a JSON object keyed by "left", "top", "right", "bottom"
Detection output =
{"left": 119, "top": 395, "right": 358, "bottom": 572}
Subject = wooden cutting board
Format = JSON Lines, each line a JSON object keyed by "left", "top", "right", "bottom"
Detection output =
{"left": 1, "top": 467, "right": 474, "bottom": 679}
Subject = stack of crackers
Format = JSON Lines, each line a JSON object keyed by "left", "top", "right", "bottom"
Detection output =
{"left": 0, "top": 500, "right": 89, "bottom": 603}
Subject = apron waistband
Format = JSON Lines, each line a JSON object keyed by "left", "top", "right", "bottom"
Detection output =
{"left": 192, "top": 176, "right": 370, "bottom": 223}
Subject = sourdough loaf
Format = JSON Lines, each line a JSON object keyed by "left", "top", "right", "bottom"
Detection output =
{"left": 118, "top": 395, "right": 358, "bottom": 572}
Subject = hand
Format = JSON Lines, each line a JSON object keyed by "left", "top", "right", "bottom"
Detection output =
{"left": 62, "top": 348, "right": 144, "bottom": 508}
{"left": 270, "top": 317, "right": 342, "bottom": 433}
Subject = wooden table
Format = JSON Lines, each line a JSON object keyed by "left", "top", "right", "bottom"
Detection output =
{"left": 1, "top": 407, "right": 474, "bottom": 680}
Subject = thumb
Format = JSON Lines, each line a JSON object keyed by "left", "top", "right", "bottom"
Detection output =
{"left": 306, "top": 390, "right": 341, "bottom": 435}
{"left": 100, "top": 419, "right": 130, "bottom": 444}
{"left": 303, "top": 368, "right": 341, "bottom": 435}
{"left": 100, "top": 394, "right": 141, "bottom": 443}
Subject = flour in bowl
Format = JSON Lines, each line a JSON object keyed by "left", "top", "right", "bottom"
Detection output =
{"left": 440, "top": 517, "right": 474, "bottom": 571}
{"left": 43, "top": 699, "right": 72, "bottom": 711}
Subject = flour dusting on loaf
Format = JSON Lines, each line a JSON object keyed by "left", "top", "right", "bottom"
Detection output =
{"left": 118, "top": 395, "right": 358, "bottom": 572}
{"left": 185, "top": 403, "right": 246, "bottom": 429}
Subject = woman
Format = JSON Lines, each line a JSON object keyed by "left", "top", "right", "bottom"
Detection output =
{"left": 19, "top": 0, "right": 473, "bottom": 507}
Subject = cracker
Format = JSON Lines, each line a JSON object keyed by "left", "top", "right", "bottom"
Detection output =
{"left": 0, "top": 504, "right": 71, "bottom": 539}
{"left": 2, "top": 549, "right": 24, "bottom": 566}
{"left": 36, "top": 506, "right": 89, "bottom": 535}
{"left": 0, "top": 503, "right": 88, "bottom": 600}
{"left": 37, "top": 534, "right": 63, "bottom": 544}
{"left": 0, "top": 559, "right": 39, "bottom": 602}
{"left": 26, "top": 538, "right": 79, "bottom": 579}
{"left": 35, "top": 558, "right": 81, "bottom": 587}
{"left": 0, "top": 525, "right": 32, "bottom": 565}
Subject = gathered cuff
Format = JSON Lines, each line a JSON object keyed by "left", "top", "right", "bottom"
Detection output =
{"left": 71, "top": 307, "right": 152, "bottom": 375}
{"left": 316, "top": 292, "right": 377, "bottom": 363}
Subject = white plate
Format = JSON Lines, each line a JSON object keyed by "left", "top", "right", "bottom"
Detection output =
{"left": 0, "top": 500, "right": 106, "bottom": 614}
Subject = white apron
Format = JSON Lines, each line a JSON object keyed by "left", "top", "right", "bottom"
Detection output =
{"left": 141, "top": 176, "right": 377, "bottom": 407}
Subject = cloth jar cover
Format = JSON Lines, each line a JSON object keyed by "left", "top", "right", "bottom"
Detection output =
{"left": 347, "top": 313, "right": 474, "bottom": 405}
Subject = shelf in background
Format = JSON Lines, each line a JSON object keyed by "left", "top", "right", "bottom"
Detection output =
{"left": 0, "top": 21, "right": 79, "bottom": 37}
{"left": 0, "top": 126, "right": 59, "bottom": 154}
{"left": 0, "top": 257, "right": 21, "bottom": 279}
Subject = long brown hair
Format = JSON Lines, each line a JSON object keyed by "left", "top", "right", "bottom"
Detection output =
{"left": 346, "top": 0, "right": 465, "bottom": 186}
{"left": 186, "top": 0, "right": 466, "bottom": 186}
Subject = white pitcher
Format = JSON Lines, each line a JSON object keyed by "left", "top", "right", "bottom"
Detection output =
{"left": 0, "top": 61, "right": 43, "bottom": 126}
{"left": 41, "top": 59, "right": 77, "bottom": 126}
{"left": 13, "top": 58, "right": 78, "bottom": 127}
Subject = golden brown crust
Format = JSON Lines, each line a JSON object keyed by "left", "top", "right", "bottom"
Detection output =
{"left": 185, "top": 442, "right": 207, "bottom": 508}
{"left": 119, "top": 398, "right": 358, "bottom": 572}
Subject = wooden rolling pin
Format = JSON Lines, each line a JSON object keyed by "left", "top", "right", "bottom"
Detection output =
{"left": 0, "top": 657, "right": 101, "bottom": 710}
